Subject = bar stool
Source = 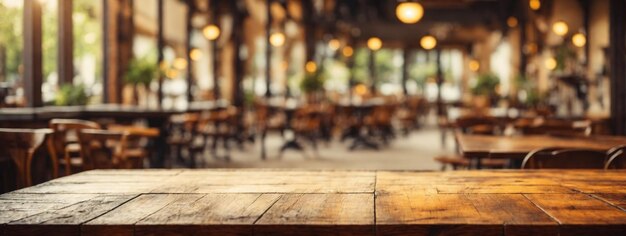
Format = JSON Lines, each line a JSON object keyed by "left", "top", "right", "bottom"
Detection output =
{"left": 0, "top": 128, "right": 53, "bottom": 188}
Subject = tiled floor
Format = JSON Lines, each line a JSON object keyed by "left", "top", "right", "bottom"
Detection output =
{"left": 193, "top": 123, "right": 455, "bottom": 170}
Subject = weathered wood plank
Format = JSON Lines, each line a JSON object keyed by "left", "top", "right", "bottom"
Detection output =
{"left": 4, "top": 194, "right": 136, "bottom": 236}
{"left": 151, "top": 170, "right": 375, "bottom": 194}
{"left": 83, "top": 194, "right": 196, "bottom": 236}
{"left": 255, "top": 194, "right": 375, "bottom": 235}
{"left": 134, "top": 193, "right": 281, "bottom": 236}
{"left": 525, "top": 194, "right": 626, "bottom": 235}
{"left": 0, "top": 193, "right": 97, "bottom": 224}
{"left": 376, "top": 191, "right": 557, "bottom": 236}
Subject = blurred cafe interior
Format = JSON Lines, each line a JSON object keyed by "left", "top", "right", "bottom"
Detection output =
{"left": 2, "top": 0, "right": 626, "bottom": 235}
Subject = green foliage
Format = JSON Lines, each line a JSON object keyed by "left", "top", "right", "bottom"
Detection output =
{"left": 0, "top": 3, "right": 23, "bottom": 80}
{"left": 124, "top": 58, "right": 157, "bottom": 85}
{"left": 300, "top": 70, "right": 325, "bottom": 93}
{"left": 55, "top": 84, "right": 89, "bottom": 106}
{"left": 471, "top": 73, "right": 500, "bottom": 96}
{"left": 555, "top": 43, "right": 576, "bottom": 72}
{"left": 515, "top": 74, "right": 542, "bottom": 107}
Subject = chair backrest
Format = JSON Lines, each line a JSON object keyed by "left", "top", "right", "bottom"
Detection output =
{"left": 48, "top": 119, "right": 101, "bottom": 163}
{"left": 522, "top": 148, "right": 607, "bottom": 169}
{"left": 78, "top": 129, "right": 126, "bottom": 170}
{"left": 605, "top": 145, "right": 626, "bottom": 169}
{"left": 455, "top": 115, "right": 500, "bottom": 135}
{"left": 0, "top": 128, "right": 52, "bottom": 187}
{"left": 521, "top": 118, "right": 591, "bottom": 136}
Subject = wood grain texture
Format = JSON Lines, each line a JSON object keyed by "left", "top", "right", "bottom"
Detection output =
{"left": 255, "top": 194, "right": 374, "bottom": 235}
{"left": 1, "top": 170, "right": 626, "bottom": 235}
{"left": 457, "top": 133, "right": 626, "bottom": 159}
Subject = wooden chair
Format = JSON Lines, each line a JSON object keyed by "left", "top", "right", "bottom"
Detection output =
{"left": 107, "top": 124, "right": 159, "bottom": 169}
{"left": 605, "top": 145, "right": 626, "bottom": 169}
{"left": 521, "top": 148, "right": 607, "bottom": 169}
{"left": 77, "top": 129, "right": 127, "bottom": 170}
{"left": 0, "top": 128, "right": 52, "bottom": 187}
{"left": 47, "top": 119, "right": 101, "bottom": 176}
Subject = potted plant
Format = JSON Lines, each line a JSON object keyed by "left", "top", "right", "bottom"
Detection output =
{"left": 54, "top": 84, "right": 89, "bottom": 106}
{"left": 300, "top": 70, "right": 326, "bottom": 103}
{"left": 470, "top": 73, "right": 500, "bottom": 108}
{"left": 124, "top": 57, "right": 158, "bottom": 105}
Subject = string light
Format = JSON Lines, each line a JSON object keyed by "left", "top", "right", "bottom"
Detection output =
{"left": 328, "top": 39, "right": 341, "bottom": 51}
{"left": 529, "top": 0, "right": 541, "bottom": 10}
{"left": 342, "top": 46, "right": 354, "bottom": 57}
{"left": 545, "top": 57, "right": 557, "bottom": 70}
{"left": 305, "top": 61, "right": 317, "bottom": 73}
{"left": 507, "top": 17, "right": 518, "bottom": 28}
{"left": 469, "top": 60, "right": 480, "bottom": 72}
{"left": 190, "top": 49, "right": 203, "bottom": 61}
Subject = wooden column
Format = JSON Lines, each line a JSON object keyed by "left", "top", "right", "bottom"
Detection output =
{"left": 436, "top": 49, "right": 443, "bottom": 116}
{"left": 185, "top": 2, "right": 193, "bottom": 102}
{"left": 518, "top": 3, "right": 527, "bottom": 74}
{"left": 609, "top": 0, "right": 626, "bottom": 135}
{"left": 57, "top": 0, "right": 73, "bottom": 85}
{"left": 369, "top": 49, "right": 377, "bottom": 95}
{"left": 265, "top": 0, "right": 272, "bottom": 99}
{"left": 23, "top": 0, "right": 43, "bottom": 107}
{"left": 157, "top": 0, "right": 164, "bottom": 106}
{"left": 211, "top": 0, "right": 221, "bottom": 100}
{"left": 103, "top": 0, "right": 133, "bottom": 104}
{"left": 402, "top": 47, "right": 410, "bottom": 95}
{"left": 232, "top": 1, "right": 244, "bottom": 108}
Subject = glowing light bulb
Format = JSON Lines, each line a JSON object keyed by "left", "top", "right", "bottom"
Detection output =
{"left": 507, "top": 17, "right": 518, "bottom": 28}
{"left": 395, "top": 2, "right": 424, "bottom": 24}
{"left": 367, "top": 37, "right": 382, "bottom": 51}
{"left": 270, "top": 32, "right": 286, "bottom": 47}
{"left": 202, "top": 24, "right": 220, "bottom": 40}
{"left": 190, "top": 49, "right": 203, "bottom": 61}
{"left": 552, "top": 21, "right": 569, "bottom": 36}
{"left": 420, "top": 35, "right": 437, "bottom": 50}
{"left": 173, "top": 58, "right": 188, "bottom": 70}
{"left": 328, "top": 39, "right": 340, "bottom": 51}
{"left": 545, "top": 57, "right": 557, "bottom": 70}
{"left": 342, "top": 46, "right": 354, "bottom": 57}
{"left": 305, "top": 61, "right": 317, "bottom": 73}
{"left": 529, "top": 0, "right": 541, "bottom": 10}
{"left": 572, "top": 33, "right": 586, "bottom": 47}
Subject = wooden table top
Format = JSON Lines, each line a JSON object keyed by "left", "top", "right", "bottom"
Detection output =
{"left": 2, "top": 169, "right": 626, "bottom": 235}
{"left": 457, "top": 133, "right": 626, "bottom": 159}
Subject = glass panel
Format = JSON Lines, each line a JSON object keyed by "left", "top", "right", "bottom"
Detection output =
{"left": 0, "top": 0, "right": 23, "bottom": 107}
{"left": 41, "top": 0, "right": 58, "bottom": 105}
{"left": 73, "top": 0, "right": 103, "bottom": 104}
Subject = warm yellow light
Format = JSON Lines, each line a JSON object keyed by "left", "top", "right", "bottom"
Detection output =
{"left": 507, "top": 17, "right": 518, "bottom": 28}
{"left": 328, "top": 39, "right": 340, "bottom": 51}
{"left": 159, "top": 61, "right": 168, "bottom": 71}
{"left": 354, "top": 84, "right": 368, "bottom": 96}
{"left": 166, "top": 69, "right": 178, "bottom": 79}
{"left": 395, "top": 2, "right": 424, "bottom": 24}
{"left": 545, "top": 57, "right": 557, "bottom": 70}
{"left": 280, "top": 61, "right": 289, "bottom": 71}
{"left": 469, "top": 60, "right": 480, "bottom": 72}
{"left": 270, "top": 32, "right": 286, "bottom": 47}
{"left": 342, "top": 46, "right": 354, "bottom": 57}
{"left": 305, "top": 61, "right": 317, "bottom": 73}
{"left": 367, "top": 37, "right": 382, "bottom": 51}
{"left": 572, "top": 33, "right": 586, "bottom": 47}
{"left": 173, "top": 58, "right": 188, "bottom": 70}
{"left": 202, "top": 24, "right": 220, "bottom": 40}
{"left": 524, "top": 43, "right": 538, "bottom": 54}
{"left": 420, "top": 35, "right": 437, "bottom": 50}
{"left": 529, "top": 0, "right": 541, "bottom": 10}
{"left": 189, "top": 49, "right": 203, "bottom": 61}
{"left": 552, "top": 21, "right": 569, "bottom": 36}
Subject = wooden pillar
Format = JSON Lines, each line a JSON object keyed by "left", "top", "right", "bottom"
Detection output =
{"left": 518, "top": 3, "right": 527, "bottom": 75}
{"left": 211, "top": 0, "right": 221, "bottom": 100}
{"left": 265, "top": 0, "right": 272, "bottom": 99}
{"left": 402, "top": 47, "right": 410, "bottom": 95}
{"left": 185, "top": 2, "right": 193, "bottom": 103}
{"left": 157, "top": 0, "right": 164, "bottom": 106}
{"left": 436, "top": 49, "right": 443, "bottom": 116}
{"left": 23, "top": 0, "right": 43, "bottom": 107}
{"left": 103, "top": 0, "right": 133, "bottom": 104}
{"left": 369, "top": 49, "right": 377, "bottom": 95}
{"left": 609, "top": 0, "right": 626, "bottom": 135}
{"left": 232, "top": 1, "right": 244, "bottom": 108}
{"left": 581, "top": 0, "right": 590, "bottom": 67}
{"left": 57, "top": 0, "right": 73, "bottom": 85}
